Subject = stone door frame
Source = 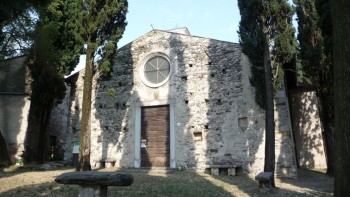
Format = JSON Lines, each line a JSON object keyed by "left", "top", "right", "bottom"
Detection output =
{"left": 134, "top": 99, "right": 176, "bottom": 168}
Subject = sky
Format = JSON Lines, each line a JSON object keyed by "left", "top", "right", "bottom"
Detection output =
{"left": 72, "top": 0, "right": 240, "bottom": 74}
{"left": 118, "top": 0, "right": 240, "bottom": 47}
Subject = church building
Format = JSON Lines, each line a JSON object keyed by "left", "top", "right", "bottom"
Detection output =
{"left": 51, "top": 28, "right": 299, "bottom": 177}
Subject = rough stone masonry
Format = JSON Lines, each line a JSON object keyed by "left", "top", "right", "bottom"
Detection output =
{"left": 51, "top": 29, "right": 297, "bottom": 178}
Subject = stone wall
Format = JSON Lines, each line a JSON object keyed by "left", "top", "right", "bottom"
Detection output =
{"left": 57, "top": 30, "right": 297, "bottom": 177}
{"left": 290, "top": 89, "right": 327, "bottom": 170}
{"left": 274, "top": 83, "right": 297, "bottom": 178}
{"left": 63, "top": 73, "right": 84, "bottom": 161}
{"left": 47, "top": 84, "right": 71, "bottom": 160}
{"left": 0, "top": 56, "right": 31, "bottom": 162}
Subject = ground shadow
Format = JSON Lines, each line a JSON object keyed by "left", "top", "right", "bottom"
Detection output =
{"left": 0, "top": 180, "right": 78, "bottom": 197}
{"left": 277, "top": 168, "right": 333, "bottom": 196}
{"left": 0, "top": 168, "right": 333, "bottom": 197}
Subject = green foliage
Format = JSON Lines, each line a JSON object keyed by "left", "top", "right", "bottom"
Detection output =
{"left": 28, "top": 0, "right": 84, "bottom": 102}
{"left": 107, "top": 88, "right": 116, "bottom": 98}
{"left": 238, "top": 0, "right": 265, "bottom": 108}
{"left": 294, "top": 0, "right": 334, "bottom": 175}
{"left": 24, "top": 0, "right": 85, "bottom": 163}
{"left": 76, "top": 0, "right": 128, "bottom": 77}
{"left": 294, "top": 0, "right": 333, "bottom": 117}
{"left": 294, "top": 0, "right": 323, "bottom": 82}
{"left": 0, "top": 10, "right": 36, "bottom": 60}
{"left": 15, "top": 158, "right": 24, "bottom": 166}
{"left": 74, "top": 0, "right": 128, "bottom": 171}
{"left": 0, "top": 0, "right": 51, "bottom": 59}
{"left": 238, "top": 0, "right": 296, "bottom": 108}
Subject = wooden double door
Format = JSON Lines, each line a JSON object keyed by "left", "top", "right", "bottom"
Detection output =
{"left": 140, "top": 105, "right": 170, "bottom": 167}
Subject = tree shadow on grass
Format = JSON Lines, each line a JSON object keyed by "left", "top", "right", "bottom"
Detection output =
{"left": 107, "top": 170, "right": 317, "bottom": 197}
{"left": 200, "top": 171, "right": 333, "bottom": 197}
{"left": 277, "top": 169, "right": 333, "bottom": 196}
{"left": 0, "top": 168, "right": 333, "bottom": 197}
{"left": 0, "top": 166, "right": 74, "bottom": 180}
{"left": 1, "top": 169, "right": 235, "bottom": 197}
{"left": 0, "top": 167, "right": 78, "bottom": 197}
{"left": 0, "top": 182, "right": 78, "bottom": 197}
{"left": 109, "top": 170, "right": 246, "bottom": 197}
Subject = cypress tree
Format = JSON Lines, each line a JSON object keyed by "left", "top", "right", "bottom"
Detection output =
{"left": 75, "top": 0, "right": 128, "bottom": 171}
{"left": 294, "top": 0, "right": 334, "bottom": 175}
{"left": 0, "top": 0, "right": 84, "bottom": 164}
{"left": 25, "top": 0, "right": 83, "bottom": 163}
{"left": 332, "top": 0, "right": 350, "bottom": 195}
{"left": 238, "top": 0, "right": 296, "bottom": 186}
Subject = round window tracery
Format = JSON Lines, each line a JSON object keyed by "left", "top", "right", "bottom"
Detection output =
{"left": 139, "top": 53, "right": 173, "bottom": 87}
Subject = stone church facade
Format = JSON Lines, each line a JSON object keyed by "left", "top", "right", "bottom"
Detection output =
{"left": 48, "top": 28, "right": 298, "bottom": 178}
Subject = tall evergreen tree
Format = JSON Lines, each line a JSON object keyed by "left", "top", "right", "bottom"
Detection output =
{"left": 75, "top": 0, "right": 128, "bottom": 171}
{"left": 331, "top": 1, "right": 350, "bottom": 195}
{"left": 0, "top": 0, "right": 83, "bottom": 164}
{"left": 294, "top": 0, "right": 334, "bottom": 175}
{"left": 0, "top": 0, "right": 46, "bottom": 166}
{"left": 0, "top": 10, "right": 35, "bottom": 59}
{"left": 0, "top": 0, "right": 51, "bottom": 59}
{"left": 238, "top": 0, "right": 296, "bottom": 186}
{"left": 25, "top": 0, "right": 83, "bottom": 163}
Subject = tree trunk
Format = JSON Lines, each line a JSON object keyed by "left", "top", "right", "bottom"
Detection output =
{"left": 262, "top": 24, "right": 276, "bottom": 186}
{"left": 77, "top": 42, "right": 93, "bottom": 171}
{"left": 37, "top": 102, "right": 53, "bottom": 163}
{"left": 332, "top": 0, "right": 350, "bottom": 195}
{"left": 25, "top": 101, "right": 43, "bottom": 163}
{"left": 0, "top": 130, "right": 11, "bottom": 167}
{"left": 25, "top": 98, "right": 54, "bottom": 164}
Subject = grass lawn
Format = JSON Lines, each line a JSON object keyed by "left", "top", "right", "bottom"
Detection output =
{"left": 0, "top": 165, "right": 333, "bottom": 197}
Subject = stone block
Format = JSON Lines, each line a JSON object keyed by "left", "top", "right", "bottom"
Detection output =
{"left": 79, "top": 185, "right": 107, "bottom": 197}
{"left": 55, "top": 171, "right": 133, "bottom": 186}
{"left": 238, "top": 117, "right": 248, "bottom": 131}
{"left": 228, "top": 168, "right": 236, "bottom": 176}
{"left": 55, "top": 171, "right": 133, "bottom": 197}
{"left": 211, "top": 168, "right": 219, "bottom": 175}
{"left": 255, "top": 172, "right": 273, "bottom": 191}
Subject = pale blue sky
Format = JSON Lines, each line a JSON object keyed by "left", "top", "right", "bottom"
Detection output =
{"left": 73, "top": 0, "right": 296, "bottom": 74}
{"left": 118, "top": 0, "right": 240, "bottom": 47}
{"left": 72, "top": 0, "right": 240, "bottom": 74}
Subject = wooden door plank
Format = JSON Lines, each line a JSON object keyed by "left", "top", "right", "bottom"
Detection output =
{"left": 140, "top": 105, "right": 170, "bottom": 167}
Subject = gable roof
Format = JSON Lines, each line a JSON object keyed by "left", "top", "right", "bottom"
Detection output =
{"left": 166, "top": 27, "right": 191, "bottom": 35}
{"left": 66, "top": 28, "right": 239, "bottom": 79}
{"left": 118, "top": 27, "right": 238, "bottom": 51}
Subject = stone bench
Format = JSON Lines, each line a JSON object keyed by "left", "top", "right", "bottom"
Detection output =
{"left": 55, "top": 171, "right": 133, "bottom": 197}
{"left": 93, "top": 159, "right": 116, "bottom": 168}
{"left": 204, "top": 164, "right": 241, "bottom": 176}
{"left": 255, "top": 172, "right": 273, "bottom": 189}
